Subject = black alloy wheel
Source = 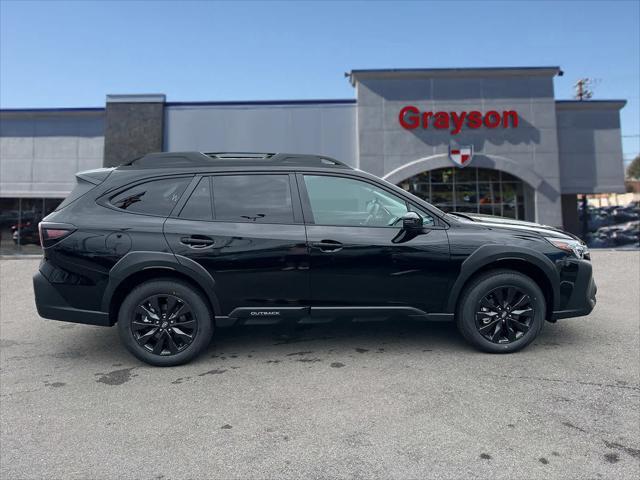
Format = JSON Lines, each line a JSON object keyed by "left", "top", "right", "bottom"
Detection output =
{"left": 132, "top": 294, "right": 197, "bottom": 355}
{"left": 456, "top": 269, "right": 545, "bottom": 353}
{"left": 475, "top": 286, "right": 534, "bottom": 344}
{"left": 118, "top": 279, "right": 213, "bottom": 366}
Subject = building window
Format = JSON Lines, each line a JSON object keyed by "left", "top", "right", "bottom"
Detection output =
{"left": 398, "top": 167, "right": 526, "bottom": 220}
{"left": 0, "top": 198, "right": 63, "bottom": 255}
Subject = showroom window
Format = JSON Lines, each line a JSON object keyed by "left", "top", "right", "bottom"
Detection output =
{"left": 398, "top": 167, "right": 526, "bottom": 219}
{"left": 0, "top": 198, "right": 63, "bottom": 255}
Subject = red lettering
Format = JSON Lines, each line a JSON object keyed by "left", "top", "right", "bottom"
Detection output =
{"left": 450, "top": 111, "right": 467, "bottom": 135}
{"left": 484, "top": 110, "right": 501, "bottom": 128}
{"left": 399, "top": 105, "right": 420, "bottom": 129}
{"left": 466, "top": 111, "right": 482, "bottom": 129}
{"left": 433, "top": 111, "right": 449, "bottom": 129}
{"left": 398, "top": 107, "right": 519, "bottom": 131}
{"left": 421, "top": 111, "right": 433, "bottom": 128}
{"left": 503, "top": 110, "right": 519, "bottom": 128}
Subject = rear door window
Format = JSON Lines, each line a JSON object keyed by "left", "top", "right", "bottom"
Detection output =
{"left": 110, "top": 177, "right": 190, "bottom": 216}
{"left": 213, "top": 174, "right": 294, "bottom": 223}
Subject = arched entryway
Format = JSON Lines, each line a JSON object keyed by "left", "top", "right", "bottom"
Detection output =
{"left": 397, "top": 166, "right": 535, "bottom": 221}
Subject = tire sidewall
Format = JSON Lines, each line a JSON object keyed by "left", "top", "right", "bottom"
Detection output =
{"left": 457, "top": 272, "right": 545, "bottom": 353}
{"left": 117, "top": 280, "right": 213, "bottom": 366}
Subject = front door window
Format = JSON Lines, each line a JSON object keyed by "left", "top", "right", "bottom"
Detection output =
{"left": 303, "top": 175, "right": 432, "bottom": 227}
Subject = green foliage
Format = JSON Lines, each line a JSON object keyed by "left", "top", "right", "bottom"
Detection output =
{"left": 627, "top": 155, "right": 640, "bottom": 180}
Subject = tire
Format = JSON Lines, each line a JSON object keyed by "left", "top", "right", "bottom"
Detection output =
{"left": 117, "top": 279, "right": 213, "bottom": 366}
{"left": 456, "top": 269, "right": 545, "bottom": 353}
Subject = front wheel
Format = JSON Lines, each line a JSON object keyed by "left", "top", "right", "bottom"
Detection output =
{"left": 456, "top": 270, "right": 545, "bottom": 353}
{"left": 117, "top": 279, "right": 213, "bottom": 366}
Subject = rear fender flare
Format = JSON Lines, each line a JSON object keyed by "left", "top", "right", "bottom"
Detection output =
{"left": 447, "top": 244, "right": 560, "bottom": 313}
{"left": 102, "top": 251, "right": 221, "bottom": 315}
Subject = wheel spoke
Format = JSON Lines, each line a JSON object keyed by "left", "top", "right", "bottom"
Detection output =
{"left": 511, "top": 294, "right": 530, "bottom": 310}
{"left": 505, "top": 287, "right": 516, "bottom": 305}
{"left": 152, "top": 331, "right": 166, "bottom": 355}
{"left": 174, "top": 318, "right": 196, "bottom": 329}
{"left": 132, "top": 320, "right": 154, "bottom": 331}
{"left": 137, "top": 327, "right": 159, "bottom": 345}
{"left": 170, "top": 326, "right": 193, "bottom": 343}
{"left": 137, "top": 304, "right": 159, "bottom": 321}
{"left": 480, "top": 296, "right": 498, "bottom": 311}
{"left": 478, "top": 318, "right": 501, "bottom": 333}
{"left": 169, "top": 303, "right": 189, "bottom": 320}
{"left": 165, "top": 296, "right": 180, "bottom": 317}
{"left": 509, "top": 317, "right": 530, "bottom": 333}
{"left": 150, "top": 296, "right": 163, "bottom": 316}
{"left": 490, "top": 322, "right": 503, "bottom": 341}
{"left": 506, "top": 325, "right": 517, "bottom": 342}
{"left": 512, "top": 307, "right": 533, "bottom": 318}
{"left": 165, "top": 332, "right": 179, "bottom": 354}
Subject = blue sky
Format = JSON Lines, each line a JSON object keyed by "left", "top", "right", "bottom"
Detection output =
{"left": 1, "top": 0, "right": 638, "bottom": 162}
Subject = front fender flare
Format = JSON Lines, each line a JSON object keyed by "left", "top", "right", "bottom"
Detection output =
{"left": 101, "top": 251, "right": 221, "bottom": 315}
{"left": 446, "top": 244, "right": 560, "bottom": 313}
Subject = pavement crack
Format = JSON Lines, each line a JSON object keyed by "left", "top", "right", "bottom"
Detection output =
{"left": 488, "top": 374, "right": 640, "bottom": 391}
{"left": 603, "top": 440, "right": 640, "bottom": 459}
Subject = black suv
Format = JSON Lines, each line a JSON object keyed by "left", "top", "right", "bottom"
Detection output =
{"left": 33, "top": 152, "right": 596, "bottom": 366}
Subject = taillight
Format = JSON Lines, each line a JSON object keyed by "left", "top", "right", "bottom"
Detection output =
{"left": 38, "top": 222, "right": 76, "bottom": 248}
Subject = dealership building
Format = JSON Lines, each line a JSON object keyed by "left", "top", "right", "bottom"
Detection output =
{"left": 0, "top": 66, "right": 627, "bottom": 251}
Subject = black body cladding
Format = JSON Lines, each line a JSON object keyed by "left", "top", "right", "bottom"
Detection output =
{"left": 33, "top": 152, "right": 596, "bottom": 363}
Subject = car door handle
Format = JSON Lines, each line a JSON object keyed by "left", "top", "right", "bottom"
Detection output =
{"left": 180, "top": 235, "right": 215, "bottom": 248}
{"left": 311, "top": 240, "right": 343, "bottom": 252}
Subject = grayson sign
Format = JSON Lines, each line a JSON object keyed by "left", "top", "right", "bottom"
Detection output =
{"left": 398, "top": 106, "right": 519, "bottom": 134}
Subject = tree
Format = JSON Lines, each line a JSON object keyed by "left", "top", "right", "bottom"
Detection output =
{"left": 627, "top": 155, "right": 640, "bottom": 180}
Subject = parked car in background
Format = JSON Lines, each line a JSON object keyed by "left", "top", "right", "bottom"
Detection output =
{"left": 11, "top": 221, "right": 41, "bottom": 246}
{"left": 580, "top": 201, "right": 640, "bottom": 247}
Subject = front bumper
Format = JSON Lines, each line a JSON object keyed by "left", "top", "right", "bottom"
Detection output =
{"left": 551, "top": 259, "right": 597, "bottom": 320}
{"left": 33, "top": 271, "right": 111, "bottom": 326}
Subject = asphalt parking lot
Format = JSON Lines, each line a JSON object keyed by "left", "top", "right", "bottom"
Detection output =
{"left": 1, "top": 251, "right": 639, "bottom": 480}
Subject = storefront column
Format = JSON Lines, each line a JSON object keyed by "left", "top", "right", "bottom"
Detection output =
{"left": 534, "top": 182, "right": 564, "bottom": 227}
{"left": 103, "top": 94, "right": 166, "bottom": 167}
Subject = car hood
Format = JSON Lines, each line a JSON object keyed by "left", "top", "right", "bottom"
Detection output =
{"left": 448, "top": 213, "right": 579, "bottom": 240}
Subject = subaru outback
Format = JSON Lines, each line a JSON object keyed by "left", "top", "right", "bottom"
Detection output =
{"left": 33, "top": 152, "right": 596, "bottom": 366}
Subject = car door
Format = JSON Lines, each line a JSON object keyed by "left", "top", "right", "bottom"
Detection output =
{"left": 298, "top": 172, "right": 452, "bottom": 315}
{"left": 163, "top": 173, "right": 310, "bottom": 320}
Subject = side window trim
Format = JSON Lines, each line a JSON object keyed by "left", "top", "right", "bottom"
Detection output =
{"left": 172, "top": 175, "right": 203, "bottom": 218}
{"left": 207, "top": 175, "right": 216, "bottom": 222}
{"left": 288, "top": 173, "right": 305, "bottom": 224}
{"left": 298, "top": 172, "right": 438, "bottom": 228}
{"left": 294, "top": 172, "right": 315, "bottom": 224}
{"left": 175, "top": 175, "right": 214, "bottom": 221}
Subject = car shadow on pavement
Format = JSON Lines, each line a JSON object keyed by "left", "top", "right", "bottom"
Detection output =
{"left": 205, "top": 318, "right": 469, "bottom": 356}
{"left": 32, "top": 316, "right": 588, "bottom": 367}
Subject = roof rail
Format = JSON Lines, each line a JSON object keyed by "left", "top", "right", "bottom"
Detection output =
{"left": 205, "top": 152, "right": 276, "bottom": 159}
{"left": 122, "top": 151, "right": 352, "bottom": 169}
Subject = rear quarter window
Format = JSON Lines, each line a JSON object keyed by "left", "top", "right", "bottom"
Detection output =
{"left": 110, "top": 177, "right": 191, "bottom": 216}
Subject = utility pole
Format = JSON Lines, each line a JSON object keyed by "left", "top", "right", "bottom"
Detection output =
{"left": 574, "top": 78, "right": 594, "bottom": 101}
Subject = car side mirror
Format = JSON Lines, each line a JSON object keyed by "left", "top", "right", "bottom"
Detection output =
{"left": 402, "top": 211, "right": 423, "bottom": 230}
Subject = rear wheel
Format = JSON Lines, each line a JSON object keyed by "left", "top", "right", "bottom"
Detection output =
{"left": 117, "top": 279, "right": 213, "bottom": 366}
{"left": 456, "top": 270, "right": 545, "bottom": 353}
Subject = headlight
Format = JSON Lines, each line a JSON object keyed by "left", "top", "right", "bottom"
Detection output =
{"left": 545, "top": 237, "right": 589, "bottom": 259}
